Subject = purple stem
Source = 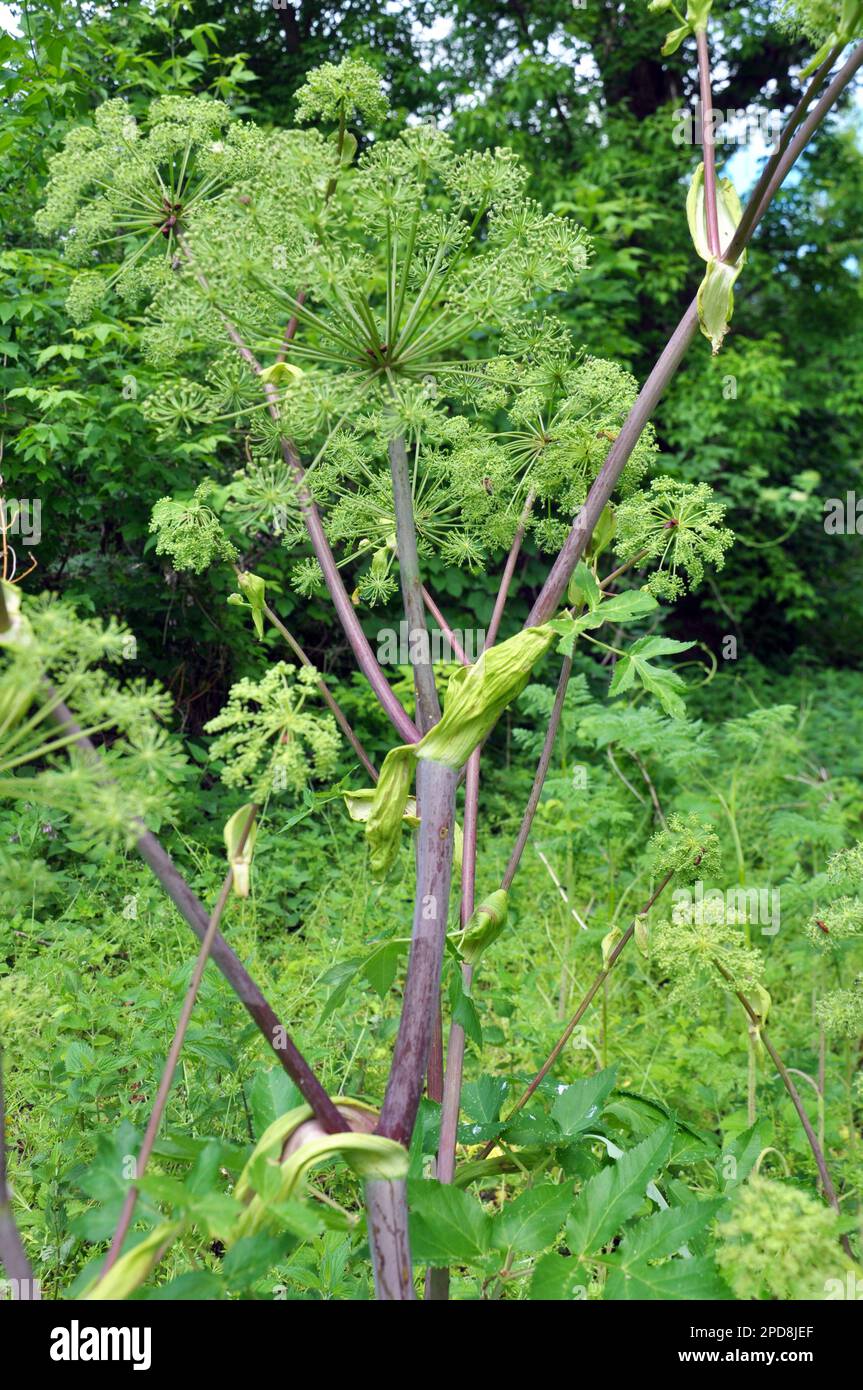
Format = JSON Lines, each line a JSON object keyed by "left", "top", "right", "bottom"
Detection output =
{"left": 696, "top": 28, "right": 722, "bottom": 258}
{"left": 376, "top": 759, "right": 459, "bottom": 1147}
{"left": 47, "top": 695, "right": 344, "bottom": 1133}
{"left": 366, "top": 1178, "right": 415, "bottom": 1300}
{"left": 421, "top": 585, "right": 469, "bottom": 666}
{"left": 486, "top": 489, "right": 536, "bottom": 650}
{"left": 526, "top": 42, "right": 863, "bottom": 628}
{"left": 389, "top": 434, "right": 440, "bottom": 733}
{"left": 102, "top": 808, "right": 257, "bottom": 1277}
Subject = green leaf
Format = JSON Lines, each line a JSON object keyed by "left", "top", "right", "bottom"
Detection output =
{"left": 551, "top": 1065, "right": 618, "bottom": 1137}
{"left": 495, "top": 1183, "right": 573, "bottom": 1254}
{"left": 609, "top": 636, "right": 694, "bottom": 718}
{"left": 566, "top": 1122, "right": 674, "bottom": 1257}
{"left": 462, "top": 1074, "right": 508, "bottom": 1125}
{"left": 222, "top": 1232, "right": 294, "bottom": 1287}
{"left": 140, "top": 1271, "right": 223, "bottom": 1301}
{"left": 592, "top": 588, "right": 657, "bottom": 626}
{"left": 361, "top": 939, "right": 406, "bottom": 998}
{"left": 567, "top": 560, "right": 601, "bottom": 612}
{"left": 529, "top": 1252, "right": 588, "bottom": 1300}
{"left": 719, "top": 1118, "right": 771, "bottom": 1190}
{"left": 452, "top": 988, "right": 482, "bottom": 1048}
{"left": 407, "top": 1179, "right": 493, "bottom": 1264}
{"left": 248, "top": 1068, "right": 302, "bottom": 1135}
{"left": 618, "top": 1196, "right": 725, "bottom": 1262}
{"left": 661, "top": 22, "right": 692, "bottom": 54}
{"left": 605, "top": 1254, "right": 729, "bottom": 1300}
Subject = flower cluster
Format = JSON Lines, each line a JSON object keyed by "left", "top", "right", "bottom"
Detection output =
{"left": 149, "top": 482, "right": 238, "bottom": 574}
{"left": 0, "top": 587, "right": 185, "bottom": 853}
{"left": 614, "top": 478, "right": 734, "bottom": 599}
{"left": 652, "top": 912, "right": 764, "bottom": 1000}
{"left": 294, "top": 56, "right": 389, "bottom": 127}
{"left": 816, "top": 979, "right": 863, "bottom": 1036}
{"left": 204, "top": 663, "right": 340, "bottom": 800}
{"left": 649, "top": 812, "right": 721, "bottom": 881}
{"left": 776, "top": 0, "right": 862, "bottom": 46}
{"left": 37, "top": 63, "right": 738, "bottom": 617}
{"left": 806, "top": 896, "right": 863, "bottom": 949}
{"left": 716, "top": 1176, "right": 846, "bottom": 1301}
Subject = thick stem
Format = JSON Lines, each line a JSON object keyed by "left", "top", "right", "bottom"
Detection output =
{"left": 428, "top": 495, "right": 540, "bottom": 1270}
{"left": 435, "top": 756, "right": 480, "bottom": 1181}
{"left": 47, "top": 696, "right": 343, "bottom": 1133}
{"left": 366, "top": 1178, "right": 415, "bottom": 1300}
{"left": 101, "top": 808, "right": 256, "bottom": 1276}
{"left": 371, "top": 760, "right": 458, "bottom": 1300}
{"left": 389, "top": 435, "right": 440, "bottom": 733}
{"left": 526, "top": 43, "right": 863, "bottom": 628}
{"left": 696, "top": 28, "right": 721, "bottom": 258}
{"left": 377, "top": 760, "right": 459, "bottom": 1146}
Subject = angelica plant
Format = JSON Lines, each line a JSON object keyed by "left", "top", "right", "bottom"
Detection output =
{"left": 29, "top": 25, "right": 863, "bottom": 1302}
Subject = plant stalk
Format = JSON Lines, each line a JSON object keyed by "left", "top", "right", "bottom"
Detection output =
{"left": 101, "top": 807, "right": 257, "bottom": 1276}
{"left": 47, "top": 695, "right": 343, "bottom": 1132}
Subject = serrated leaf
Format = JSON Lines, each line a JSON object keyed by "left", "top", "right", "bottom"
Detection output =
{"left": 494, "top": 1183, "right": 573, "bottom": 1254}
{"left": 407, "top": 1179, "right": 493, "bottom": 1264}
{"left": 248, "top": 1067, "right": 301, "bottom": 1135}
{"left": 619, "top": 1196, "right": 725, "bottom": 1262}
{"left": 551, "top": 1066, "right": 618, "bottom": 1137}
{"left": 462, "top": 1074, "right": 508, "bottom": 1125}
{"left": 605, "top": 1254, "right": 729, "bottom": 1300}
{"left": 588, "top": 588, "right": 657, "bottom": 627}
{"left": 566, "top": 1122, "right": 674, "bottom": 1257}
{"left": 453, "top": 989, "right": 482, "bottom": 1048}
{"left": 609, "top": 636, "right": 694, "bottom": 719}
{"left": 529, "top": 1252, "right": 588, "bottom": 1300}
{"left": 719, "top": 1118, "right": 771, "bottom": 1190}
